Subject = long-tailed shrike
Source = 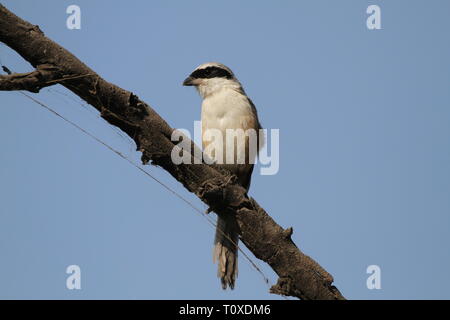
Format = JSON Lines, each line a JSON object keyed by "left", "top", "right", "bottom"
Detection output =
{"left": 183, "top": 62, "right": 263, "bottom": 289}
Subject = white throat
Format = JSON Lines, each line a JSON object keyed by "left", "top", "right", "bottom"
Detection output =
{"left": 196, "top": 78, "right": 242, "bottom": 99}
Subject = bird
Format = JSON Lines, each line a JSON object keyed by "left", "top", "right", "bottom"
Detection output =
{"left": 183, "top": 62, "right": 263, "bottom": 289}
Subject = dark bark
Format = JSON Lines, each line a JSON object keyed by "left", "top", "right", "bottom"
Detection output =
{"left": 0, "top": 4, "right": 345, "bottom": 300}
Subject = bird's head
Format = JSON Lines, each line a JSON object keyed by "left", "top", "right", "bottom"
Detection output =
{"left": 183, "top": 62, "right": 241, "bottom": 98}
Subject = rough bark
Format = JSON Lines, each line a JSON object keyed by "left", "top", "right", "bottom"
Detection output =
{"left": 0, "top": 4, "right": 345, "bottom": 300}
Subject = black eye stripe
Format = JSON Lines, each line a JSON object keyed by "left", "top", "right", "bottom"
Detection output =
{"left": 190, "top": 66, "right": 233, "bottom": 79}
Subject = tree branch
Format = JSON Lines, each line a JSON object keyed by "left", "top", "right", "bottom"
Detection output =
{"left": 0, "top": 64, "right": 64, "bottom": 92}
{"left": 0, "top": 4, "right": 345, "bottom": 300}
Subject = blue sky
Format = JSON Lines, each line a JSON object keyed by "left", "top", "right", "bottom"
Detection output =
{"left": 0, "top": 0, "right": 449, "bottom": 299}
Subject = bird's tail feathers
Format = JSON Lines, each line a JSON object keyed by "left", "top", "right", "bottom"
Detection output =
{"left": 213, "top": 214, "right": 239, "bottom": 290}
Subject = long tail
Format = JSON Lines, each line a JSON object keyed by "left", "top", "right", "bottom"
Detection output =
{"left": 213, "top": 213, "right": 239, "bottom": 289}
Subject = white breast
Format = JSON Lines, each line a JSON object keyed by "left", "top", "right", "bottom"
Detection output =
{"left": 201, "top": 88, "right": 258, "bottom": 165}
{"left": 202, "top": 88, "right": 255, "bottom": 132}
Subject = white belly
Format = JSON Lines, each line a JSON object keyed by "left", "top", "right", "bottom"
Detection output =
{"left": 202, "top": 89, "right": 257, "bottom": 159}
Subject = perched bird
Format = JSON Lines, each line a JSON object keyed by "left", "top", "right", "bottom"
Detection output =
{"left": 183, "top": 62, "right": 263, "bottom": 289}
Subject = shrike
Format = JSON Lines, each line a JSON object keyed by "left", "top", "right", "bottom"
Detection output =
{"left": 183, "top": 62, "right": 263, "bottom": 289}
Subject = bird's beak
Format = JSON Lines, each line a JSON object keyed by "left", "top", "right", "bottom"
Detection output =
{"left": 182, "top": 76, "right": 195, "bottom": 86}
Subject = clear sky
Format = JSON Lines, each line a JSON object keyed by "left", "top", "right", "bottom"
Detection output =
{"left": 0, "top": 0, "right": 449, "bottom": 299}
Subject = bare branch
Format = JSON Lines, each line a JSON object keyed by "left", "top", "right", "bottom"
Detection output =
{"left": 0, "top": 4, "right": 345, "bottom": 300}
{"left": 0, "top": 64, "right": 61, "bottom": 92}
